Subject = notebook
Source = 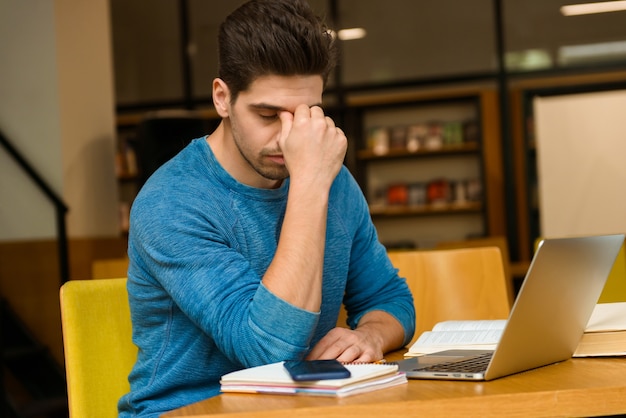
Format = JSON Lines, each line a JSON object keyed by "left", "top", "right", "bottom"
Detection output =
{"left": 395, "top": 233, "right": 625, "bottom": 381}
{"left": 220, "top": 361, "right": 405, "bottom": 397}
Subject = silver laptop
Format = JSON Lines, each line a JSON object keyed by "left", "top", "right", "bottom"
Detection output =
{"left": 396, "top": 234, "right": 625, "bottom": 381}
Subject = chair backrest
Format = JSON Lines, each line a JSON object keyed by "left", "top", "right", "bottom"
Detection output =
{"left": 534, "top": 236, "right": 626, "bottom": 303}
{"left": 435, "top": 236, "right": 515, "bottom": 305}
{"left": 60, "top": 278, "right": 137, "bottom": 418}
{"left": 390, "top": 247, "right": 511, "bottom": 346}
{"left": 598, "top": 242, "right": 626, "bottom": 302}
{"left": 336, "top": 247, "right": 511, "bottom": 347}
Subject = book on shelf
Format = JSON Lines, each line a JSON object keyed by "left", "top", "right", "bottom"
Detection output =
{"left": 220, "top": 361, "right": 405, "bottom": 397}
{"left": 405, "top": 303, "right": 626, "bottom": 358}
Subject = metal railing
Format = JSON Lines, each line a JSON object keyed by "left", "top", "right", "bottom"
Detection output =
{"left": 0, "top": 129, "right": 69, "bottom": 285}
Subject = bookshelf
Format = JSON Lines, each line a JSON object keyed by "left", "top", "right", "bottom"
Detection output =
{"left": 346, "top": 85, "right": 505, "bottom": 249}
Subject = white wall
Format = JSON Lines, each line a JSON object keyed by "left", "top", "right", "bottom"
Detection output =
{"left": 0, "top": 0, "right": 119, "bottom": 241}
{"left": 534, "top": 89, "right": 626, "bottom": 237}
{"left": 0, "top": 1, "right": 62, "bottom": 239}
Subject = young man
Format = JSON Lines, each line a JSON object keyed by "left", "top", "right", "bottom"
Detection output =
{"left": 118, "top": 0, "right": 415, "bottom": 416}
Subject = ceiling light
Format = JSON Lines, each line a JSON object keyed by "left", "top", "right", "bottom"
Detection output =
{"left": 336, "top": 28, "right": 367, "bottom": 41}
{"left": 559, "top": 40, "right": 626, "bottom": 64}
{"left": 561, "top": 1, "right": 626, "bottom": 16}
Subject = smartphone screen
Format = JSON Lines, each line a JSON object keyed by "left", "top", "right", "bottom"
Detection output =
{"left": 283, "top": 359, "right": 351, "bottom": 381}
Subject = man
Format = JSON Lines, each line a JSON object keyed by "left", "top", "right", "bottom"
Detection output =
{"left": 118, "top": 0, "right": 415, "bottom": 416}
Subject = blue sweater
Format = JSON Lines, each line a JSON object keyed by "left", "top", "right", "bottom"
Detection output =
{"left": 118, "top": 138, "right": 415, "bottom": 417}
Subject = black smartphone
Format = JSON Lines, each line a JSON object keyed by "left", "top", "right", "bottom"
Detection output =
{"left": 283, "top": 359, "right": 351, "bottom": 381}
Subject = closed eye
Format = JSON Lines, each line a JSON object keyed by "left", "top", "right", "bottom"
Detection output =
{"left": 259, "top": 113, "right": 279, "bottom": 121}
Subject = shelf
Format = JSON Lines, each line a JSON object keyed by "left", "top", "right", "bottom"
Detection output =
{"left": 114, "top": 108, "right": 222, "bottom": 237}
{"left": 349, "top": 87, "right": 505, "bottom": 248}
{"left": 345, "top": 83, "right": 496, "bottom": 107}
{"left": 116, "top": 107, "right": 219, "bottom": 127}
{"left": 357, "top": 142, "right": 479, "bottom": 161}
{"left": 369, "top": 201, "right": 482, "bottom": 218}
{"left": 117, "top": 173, "right": 138, "bottom": 183}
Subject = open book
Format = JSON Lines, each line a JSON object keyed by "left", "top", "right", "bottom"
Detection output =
{"left": 574, "top": 302, "right": 626, "bottom": 357}
{"left": 406, "top": 319, "right": 506, "bottom": 356}
{"left": 220, "top": 361, "right": 405, "bottom": 397}
{"left": 406, "top": 303, "right": 626, "bottom": 358}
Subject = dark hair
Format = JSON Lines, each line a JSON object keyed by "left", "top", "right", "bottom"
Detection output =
{"left": 218, "top": 0, "right": 337, "bottom": 103}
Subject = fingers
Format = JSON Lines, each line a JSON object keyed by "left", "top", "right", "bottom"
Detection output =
{"left": 306, "top": 328, "right": 347, "bottom": 360}
{"left": 279, "top": 104, "right": 347, "bottom": 188}
{"left": 310, "top": 105, "right": 325, "bottom": 121}
{"left": 306, "top": 328, "right": 382, "bottom": 363}
{"left": 292, "top": 105, "right": 334, "bottom": 131}
{"left": 280, "top": 104, "right": 346, "bottom": 152}
{"left": 291, "top": 104, "right": 321, "bottom": 124}
{"left": 308, "top": 341, "right": 379, "bottom": 363}
{"left": 278, "top": 110, "right": 294, "bottom": 145}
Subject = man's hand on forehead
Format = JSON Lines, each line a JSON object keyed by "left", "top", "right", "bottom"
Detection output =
{"left": 277, "top": 103, "right": 347, "bottom": 189}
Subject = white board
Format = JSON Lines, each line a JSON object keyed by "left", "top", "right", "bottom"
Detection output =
{"left": 533, "top": 89, "right": 626, "bottom": 237}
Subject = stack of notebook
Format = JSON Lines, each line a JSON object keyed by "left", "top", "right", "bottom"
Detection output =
{"left": 220, "top": 361, "right": 405, "bottom": 397}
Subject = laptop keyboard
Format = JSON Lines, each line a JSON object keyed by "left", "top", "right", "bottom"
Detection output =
{"left": 418, "top": 352, "right": 493, "bottom": 373}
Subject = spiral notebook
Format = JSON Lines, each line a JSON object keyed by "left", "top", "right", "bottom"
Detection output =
{"left": 220, "top": 361, "right": 405, "bottom": 397}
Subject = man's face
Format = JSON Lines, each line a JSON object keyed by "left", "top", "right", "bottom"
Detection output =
{"left": 224, "top": 74, "right": 324, "bottom": 188}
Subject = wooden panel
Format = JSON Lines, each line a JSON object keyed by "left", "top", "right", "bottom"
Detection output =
{"left": 509, "top": 88, "right": 532, "bottom": 263}
{"left": 0, "top": 237, "right": 127, "bottom": 365}
{"left": 69, "top": 237, "right": 128, "bottom": 281}
{"left": 479, "top": 89, "right": 505, "bottom": 237}
{"left": 0, "top": 239, "right": 63, "bottom": 363}
{"left": 92, "top": 257, "right": 129, "bottom": 279}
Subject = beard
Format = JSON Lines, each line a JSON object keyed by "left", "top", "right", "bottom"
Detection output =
{"left": 237, "top": 142, "right": 289, "bottom": 181}
{"left": 230, "top": 119, "right": 289, "bottom": 182}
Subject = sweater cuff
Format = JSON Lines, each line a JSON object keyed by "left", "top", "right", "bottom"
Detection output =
{"left": 249, "top": 283, "right": 320, "bottom": 352}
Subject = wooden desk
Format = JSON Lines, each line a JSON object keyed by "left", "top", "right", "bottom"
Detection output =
{"left": 162, "top": 353, "right": 626, "bottom": 418}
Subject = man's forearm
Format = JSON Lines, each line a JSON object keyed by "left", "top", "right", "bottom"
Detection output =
{"left": 262, "top": 184, "right": 329, "bottom": 312}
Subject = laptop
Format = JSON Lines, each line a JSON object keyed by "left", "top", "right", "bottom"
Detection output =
{"left": 396, "top": 233, "right": 625, "bottom": 381}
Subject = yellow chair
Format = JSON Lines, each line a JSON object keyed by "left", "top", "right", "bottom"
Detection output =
{"left": 599, "top": 241, "right": 626, "bottom": 302}
{"left": 534, "top": 237, "right": 626, "bottom": 303}
{"left": 60, "top": 278, "right": 137, "bottom": 418}
{"left": 337, "top": 247, "right": 511, "bottom": 347}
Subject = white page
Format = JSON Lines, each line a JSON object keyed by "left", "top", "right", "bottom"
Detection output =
{"left": 432, "top": 319, "right": 507, "bottom": 332}
{"left": 585, "top": 302, "right": 626, "bottom": 332}
{"left": 414, "top": 329, "right": 504, "bottom": 347}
